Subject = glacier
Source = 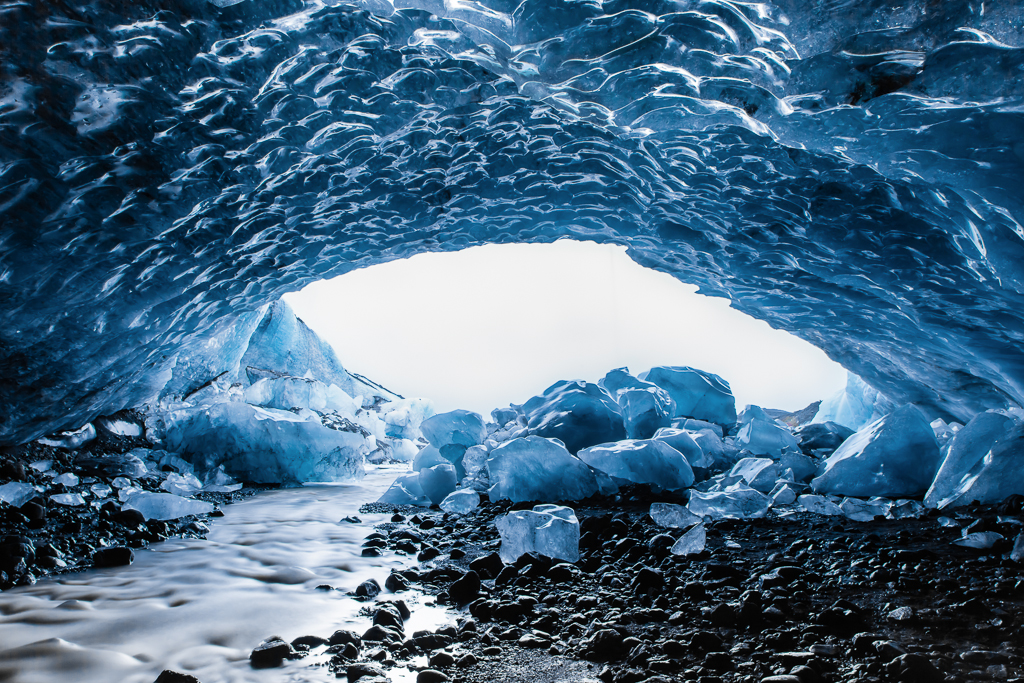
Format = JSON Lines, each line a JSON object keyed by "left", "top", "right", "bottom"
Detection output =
{"left": 1, "top": 0, "right": 1023, "bottom": 450}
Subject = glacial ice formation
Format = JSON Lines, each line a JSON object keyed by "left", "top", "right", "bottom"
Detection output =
{"left": 496, "top": 504, "right": 580, "bottom": 563}
{"left": 924, "top": 411, "right": 1021, "bottom": 508}
{"left": 2, "top": 0, "right": 1024, "bottom": 470}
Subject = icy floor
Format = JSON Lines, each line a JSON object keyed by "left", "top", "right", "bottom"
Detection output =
{"left": 0, "top": 465, "right": 448, "bottom": 683}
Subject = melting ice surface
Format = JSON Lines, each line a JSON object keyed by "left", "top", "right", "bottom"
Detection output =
{"left": 0, "top": 466, "right": 451, "bottom": 683}
{"left": 2, "top": 0, "right": 1024, "bottom": 444}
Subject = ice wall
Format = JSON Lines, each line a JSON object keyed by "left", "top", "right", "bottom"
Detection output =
{"left": 2, "top": 0, "right": 1024, "bottom": 443}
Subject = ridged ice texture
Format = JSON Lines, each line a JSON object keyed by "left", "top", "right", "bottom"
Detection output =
{"left": 2, "top": 0, "right": 1024, "bottom": 443}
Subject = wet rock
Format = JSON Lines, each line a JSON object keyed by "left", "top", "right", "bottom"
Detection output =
{"left": 468, "top": 551, "right": 504, "bottom": 579}
{"left": 355, "top": 578, "right": 381, "bottom": 599}
{"left": 327, "top": 630, "right": 362, "bottom": 648}
{"left": 457, "top": 653, "right": 478, "bottom": 667}
{"left": 362, "top": 625, "right": 402, "bottom": 643}
{"left": 448, "top": 570, "right": 480, "bottom": 606}
{"left": 416, "top": 670, "right": 449, "bottom": 683}
{"left": 386, "top": 572, "right": 410, "bottom": 592}
{"left": 291, "top": 635, "right": 327, "bottom": 650}
{"left": 630, "top": 566, "right": 664, "bottom": 594}
{"left": 347, "top": 663, "right": 386, "bottom": 682}
{"left": 154, "top": 671, "right": 201, "bottom": 683}
{"left": 373, "top": 605, "right": 404, "bottom": 631}
{"left": 429, "top": 651, "right": 456, "bottom": 667}
{"left": 888, "top": 653, "right": 944, "bottom": 682}
{"left": 249, "top": 637, "right": 294, "bottom": 668}
{"left": 418, "top": 546, "right": 441, "bottom": 561}
{"left": 93, "top": 546, "right": 134, "bottom": 568}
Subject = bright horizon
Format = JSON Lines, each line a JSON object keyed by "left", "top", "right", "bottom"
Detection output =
{"left": 284, "top": 240, "right": 847, "bottom": 417}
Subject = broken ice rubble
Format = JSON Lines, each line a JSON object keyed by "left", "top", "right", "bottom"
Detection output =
{"left": 651, "top": 428, "right": 709, "bottom": 469}
{"left": 650, "top": 502, "right": 702, "bottom": 529}
{"left": 799, "top": 494, "right": 843, "bottom": 516}
{"left": 0, "top": 482, "right": 38, "bottom": 508}
{"left": 599, "top": 368, "right": 674, "bottom": 439}
{"left": 640, "top": 366, "right": 737, "bottom": 428}
{"left": 122, "top": 492, "right": 215, "bottom": 520}
{"left": 688, "top": 483, "right": 771, "bottom": 520}
{"left": 728, "top": 458, "right": 779, "bottom": 492}
{"left": 523, "top": 380, "right": 625, "bottom": 454}
{"left": 377, "top": 473, "right": 431, "bottom": 506}
{"left": 811, "top": 404, "right": 941, "bottom": 498}
{"left": 671, "top": 523, "right": 707, "bottom": 556}
{"left": 840, "top": 497, "right": 890, "bottom": 522}
{"left": 439, "top": 489, "right": 480, "bottom": 515}
{"left": 496, "top": 504, "right": 580, "bottom": 563}
{"left": 578, "top": 439, "right": 694, "bottom": 491}
{"left": 735, "top": 413, "right": 799, "bottom": 456}
{"left": 487, "top": 436, "right": 613, "bottom": 503}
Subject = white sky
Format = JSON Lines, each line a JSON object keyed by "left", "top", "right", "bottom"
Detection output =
{"left": 284, "top": 240, "right": 846, "bottom": 416}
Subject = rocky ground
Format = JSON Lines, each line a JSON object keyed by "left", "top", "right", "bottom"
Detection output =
{"left": 240, "top": 488, "right": 1024, "bottom": 683}
{"left": 0, "top": 414, "right": 261, "bottom": 590}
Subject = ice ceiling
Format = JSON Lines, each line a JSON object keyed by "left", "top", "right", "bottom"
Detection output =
{"left": 1, "top": 0, "right": 1024, "bottom": 444}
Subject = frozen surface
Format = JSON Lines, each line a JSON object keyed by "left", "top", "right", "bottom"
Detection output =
{"left": 688, "top": 483, "right": 772, "bottom": 520}
{"left": 599, "top": 368, "right": 675, "bottom": 439}
{"left": 418, "top": 463, "right": 458, "bottom": 506}
{"left": 523, "top": 381, "right": 626, "bottom": 454}
{"left": 122, "top": 492, "right": 216, "bottom": 521}
{"left": 799, "top": 494, "right": 843, "bottom": 516}
{"left": 3, "top": 0, "right": 1024, "bottom": 443}
{"left": 487, "top": 436, "right": 610, "bottom": 503}
{"left": 640, "top": 367, "right": 738, "bottom": 429}
{"left": 814, "top": 374, "right": 897, "bottom": 432}
{"left": 439, "top": 489, "right": 481, "bottom": 515}
{"left": 650, "top": 502, "right": 702, "bottom": 529}
{"left": 925, "top": 411, "right": 1021, "bottom": 508}
{"left": 377, "top": 473, "right": 430, "bottom": 506}
{"left": 735, "top": 418, "right": 799, "bottom": 457}
{"left": 578, "top": 439, "right": 694, "bottom": 492}
{"left": 496, "top": 504, "right": 580, "bottom": 563}
{"left": 840, "top": 497, "right": 891, "bottom": 522}
{"left": 932, "top": 421, "right": 1024, "bottom": 509}
{"left": 0, "top": 482, "right": 38, "bottom": 508}
{"left": 811, "top": 405, "right": 942, "bottom": 498}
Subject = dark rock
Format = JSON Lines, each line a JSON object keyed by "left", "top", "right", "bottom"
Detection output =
{"left": 385, "top": 572, "right": 410, "bottom": 592}
{"left": 648, "top": 534, "right": 675, "bottom": 552}
{"left": 448, "top": 570, "right": 480, "bottom": 606}
{"left": 429, "top": 651, "right": 456, "bottom": 667}
{"left": 548, "top": 563, "right": 577, "bottom": 582}
{"left": 416, "top": 670, "right": 448, "bottom": 683}
{"left": 482, "top": 646, "right": 502, "bottom": 656}
{"left": 327, "top": 630, "right": 362, "bottom": 648}
{"left": 362, "top": 625, "right": 401, "bottom": 643}
{"left": 355, "top": 578, "right": 381, "bottom": 598}
{"left": 341, "top": 516, "right": 361, "bottom": 523}
{"left": 249, "top": 638, "right": 294, "bottom": 668}
{"left": 111, "top": 509, "right": 146, "bottom": 529}
{"left": 703, "top": 652, "right": 734, "bottom": 670}
{"left": 373, "top": 606, "right": 404, "bottom": 631}
{"left": 449, "top": 548, "right": 466, "bottom": 560}
{"left": 761, "top": 677, "right": 802, "bottom": 683}
{"left": 457, "top": 653, "right": 478, "bottom": 667}
{"left": 888, "top": 654, "right": 944, "bottom": 682}
{"left": 362, "top": 547, "right": 383, "bottom": 557}
{"left": 93, "top": 546, "right": 134, "bottom": 568}
{"left": 469, "top": 552, "right": 504, "bottom": 579}
{"left": 154, "top": 671, "right": 201, "bottom": 683}
{"left": 582, "top": 629, "right": 630, "bottom": 661}
{"left": 413, "top": 633, "right": 453, "bottom": 650}
{"left": 418, "top": 546, "right": 441, "bottom": 561}
{"left": 347, "top": 663, "right": 386, "bottom": 682}
{"left": 690, "top": 631, "right": 724, "bottom": 652}
{"left": 631, "top": 566, "right": 664, "bottom": 593}
{"left": 494, "top": 565, "right": 519, "bottom": 586}
{"left": 291, "top": 635, "right": 327, "bottom": 649}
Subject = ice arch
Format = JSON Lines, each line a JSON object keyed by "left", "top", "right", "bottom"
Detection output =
{"left": 1, "top": 0, "right": 1023, "bottom": 443}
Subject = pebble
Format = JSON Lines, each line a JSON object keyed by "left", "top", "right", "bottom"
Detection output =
{"left": 416, "top": 669, "right": 448, "bottom": 683}
{"left": 153, "top": 671, "right": 201, "bottom": 683}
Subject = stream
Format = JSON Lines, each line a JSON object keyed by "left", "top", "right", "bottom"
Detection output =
{"left": 0, "top": 465, "right": 450, "bottom": 683}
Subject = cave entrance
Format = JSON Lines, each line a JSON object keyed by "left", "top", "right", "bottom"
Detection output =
{"left": 283, "top": 239, "right": 846, "bottom": 416}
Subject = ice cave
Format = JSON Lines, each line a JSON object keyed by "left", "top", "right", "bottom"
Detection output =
{"left": 2, "top": 0, "right": 1024, "bottom": 682}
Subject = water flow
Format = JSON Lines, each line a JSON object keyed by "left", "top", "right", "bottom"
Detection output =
{"left": 0, "top": 465, "right": 449, "bottom": 683}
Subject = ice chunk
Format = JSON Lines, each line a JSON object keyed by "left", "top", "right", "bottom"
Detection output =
{"left": 162, "top": 402, "right": 369, "bottom": 484}
{"left": 123, "top": 491, "right": 215, "bottom": 520}
{"left": 798, "top": 494, "right": 842, "bottom": 516}
{"left": 91, "top": 483, "right": 113, "bottom": 498}
{"left": 161, "top": 472, "right": 204, "bottom": 496}
{"left": 738, "top": 404, "right": 775, "bottom": 425}
{"left": 651, "top": 428, "right": 709, "bottom": 469}
{"left": 377, "top": 473, "right": 431, "bottom": 506}
{"left": 111, "top": 477, "right": 132, "bottom": 489}
{"left": 413, "top": 445, "right": 450, "bottom": 472}
{"left": 96, "top": 416, "right": 142, "bottom": 437}
{"left": 380, "top": 398, "right": 435, "bottom": 440}
{"left": 673, "top": 418, "right": 724, "bottom": 439}
{"left": 462, "top": 445, "right": 489, "bottom": 478}
{"left": 243, "top": 375, "right": 357, "bottom": 413}
{"left": 813, "top": 372, "right": 896, "bottom": 431}
{"left": 439, "top": 489, "right": 480, "bottom": 515}
{"left": 1011, "top": 534, "right": 1024, "bottom": 562}
{"left": 76, "top": 450, "right": 150, "bottom": 478}
{"left": 50, "top": 493, "right": 86, "bottom": 506}
{"left": 811, "top": 405, "right": 941, "bottom": 498}
{"left": 671, "top": 523, "right": 706, "bottom": 556}
{"left": 735, "top": 418, "right": 799, "bottom": 456}
{"left": 840, "top": 497, "right": 890, "bottom": 521}
{"left": 770, "top": 482, "right": 799, "bottom": 505}
{"left": 487, "top": 436, "right": 611, "bottom": 503}
{"left": 0, "top": 482, "right": 39, "bottom": 508}
{"left": 578, "top": 439, "right": 694, "bottom": 491}
{"left": 523, "top": 380, "right": 625, "bottom": 454}
{"left": 728, "top": 457, "right": 779, "bottom": 492}
{"left": 53, "top": 473, "right": 79, "bottom": 487}
{"left": 491, "top": 407, "right": 518, "bottom": 426}
{"left": 37, "top": 424, "right": 97, "bottom": 450}
{"left": 778, "top": 451, "right": 817, "bottom": 482}
{"left": 687, "top": 483, "right": 771, "bottom": 519}
{"left": 640, "top": 366, "right": 737, "bottom": 428}
{"left": 687, "top": 428, "right": 739, "bottom": 471}
{"left": 953, "top": 532, "right": 1003, "bottom": 549}
{"left": 888, "top": 499, "right": 926, "bottom": 519}
{"left": 925, "top": 411, "right": 1021, "bottom": 509}
{"left": 388, "top": 439, "right": 419, "bottom": 463}
{"left": 794, "top": 421, "right": 855, "bottom": 454}
{"left": 649, "top": 502, "right": 702, "bottom": 529}
{"left": 203, "top": 466, "right": 243, "bottom": 493}
{"left": 421, "top": 409, "right": 486, "bottom": 451}
{"left": 419, "top": 463, "right": 458, "bottom": 505}
{"left": 496, "top": 504, "right": 579, "bottom": 563}
{"left": 599, "top": 368, "right": 675, "bottom": 439}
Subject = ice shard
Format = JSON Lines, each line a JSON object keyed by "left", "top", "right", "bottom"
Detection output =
{"left": 496, "top": 505, "right": 580, "bottom": 563}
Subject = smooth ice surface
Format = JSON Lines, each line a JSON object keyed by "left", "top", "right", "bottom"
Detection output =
{"left": 4, "top": 0, "right": 1024, "bottom": 443}
{"left": 651, "top": 428, "right": 709, "bottom": 470}
{"left": 578, "top": 439, "right": 694, "bottom": 492}
{"left": 814, "top": 374, "right": 897, "bottom": 432}
{"left": 50, "top": 493, "right": 87, "bottom": 507}
{"left": 728, "top": 458, "right": 780, "bottom": 493}
{"left": 954, "top": 532, "right": 1004, "bottom": 549}
{"left": 487, "top": 436, "right": 609, "bottom": 503}
{"left": 421, "top": 410, "right": 487, "bottom": 452}
{"left": 799, "top": 494, "right": 843, "bottom": 516}
{"left": 439, "top": 489, "right": 481, "bottom": 515}
{"left": 377, "top": 473, "right": 430, "bottom": 506}
{"left": 523, "top": 381, "right": 625, "bottom": 454}
{"left": 599, "top": 368, "right": 675, "bottom": 439}
{"left": 840, "top": 497, "right": 891, "bottom": 522}
{"left": 671, "top": 523, "right": 707, "bottom": 556}
{"left": 640, "top": 367, "right": 737, "bottom": 428}
{"left": 122, "top": 491, "right": 215, "bottom": 521}
{"left": 0, "top": 482, "right": 37, "bottom": 508}
{"left": 925, "top": 411, "right": 1020, "bottom": 508}
{"left": 650, "top": 502, "right": 702, "bottom": 529}
{"left": 736, "top": 418, "right": 799, "bottom": 457}
{"left": 811, "top": 405, "right": 942, "bottom": 498}
{"left": 163, "top": 402, "right": 369, "bottom": 485}
{"left": 688, "top": 484, "right": 771, "bottom": 520}
{"left": 418, "top": 463, "right": 458, "bottom": 506}
{"left": 496, "top": 505, "right": 580, "bottom": 563}
{"left": 933, "top": 421, "right": 1024, "bottom": 509}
